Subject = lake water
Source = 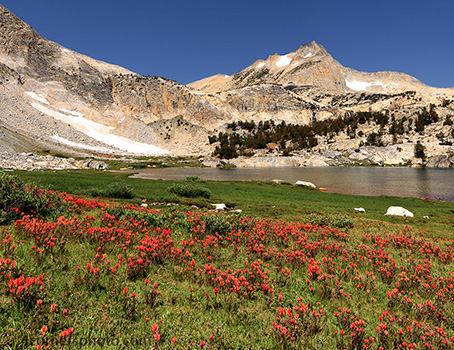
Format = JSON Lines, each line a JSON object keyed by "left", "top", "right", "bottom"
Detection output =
{"left": 130, "top": 167, "right": 454, "bottom": 202}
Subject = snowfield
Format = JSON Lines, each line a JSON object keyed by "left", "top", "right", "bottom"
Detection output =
{"left": 58, "top": 108, "right": 85, "bottom": 118}
{"left": 275, "top": 55, "right": 291, "bottom": 67}
{"left": 51, "top": 135, "right": 111, "bottom": 153}
{"left": 28, "top": 94, "right": 169, "bottom": 155}
{"left": 345, "top": 79, "right": 390, "bottom": 92}
{"left": 25, "top": 92, "right": 50, "bottom": 105}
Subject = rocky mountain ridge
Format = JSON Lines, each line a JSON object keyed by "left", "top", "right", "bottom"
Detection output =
{"left": 0, "top": 4, "right": 453, "bottom": 168}
{"left": 188, "top": 41, "right": 441, "bottom": 95}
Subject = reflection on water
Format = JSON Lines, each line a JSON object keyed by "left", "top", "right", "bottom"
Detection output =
{"left": 415, "top": 169, "right": 431, "bottom": 200}
{"left": 130, "top": 167, "right": 454, "bottom": 202}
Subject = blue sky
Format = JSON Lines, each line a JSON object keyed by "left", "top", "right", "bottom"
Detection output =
{"left": 2, "top": 0, "right": 453, "bottom": 87}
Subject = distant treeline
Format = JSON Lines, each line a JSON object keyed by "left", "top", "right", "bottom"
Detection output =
{"left": 209, "top": 105, "right": 441, "bottom": 159}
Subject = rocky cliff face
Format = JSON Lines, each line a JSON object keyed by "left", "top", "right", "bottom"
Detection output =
{"left": 0, "top": 4, "right": 453, "bottom": 166}
{"left": 0, "top": 4, "right": 224, "bottom": 156}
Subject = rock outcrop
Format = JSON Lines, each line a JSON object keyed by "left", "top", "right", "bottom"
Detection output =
{"left": 0, "top": 152, "right": 109, "bottom": 170}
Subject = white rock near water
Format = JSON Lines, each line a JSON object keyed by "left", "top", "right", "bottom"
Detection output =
{"left": 295, "top": 181, "right": 317, "bottom": 188}
{"left": 384, "top": 206, "right": 414, "bottom": 217}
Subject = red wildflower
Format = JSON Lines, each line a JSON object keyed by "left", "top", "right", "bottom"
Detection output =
{"left": 50, "top": 303, "right": 57, "bottom": 313}
{"left": 40, "top": 325, "right": 48, "bottom": 337}
{"left": 152, "top": 323, "right": 159, "bottom": 333}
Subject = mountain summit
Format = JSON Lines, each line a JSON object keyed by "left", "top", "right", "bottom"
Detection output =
{"left": 188, "top": 41, "right": 427, "bottom": 94}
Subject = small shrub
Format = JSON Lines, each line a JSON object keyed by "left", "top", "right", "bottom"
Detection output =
{"left": 130, "top": 162, "right": 149, "bottom": 169}
{"left": 87, "top": 188, "right": 104, "bottom": 198}
{"left": 161, "top": 194, "right": 181, "bottom": 204}
{"left": 0, "top": 173, "right": 67, "bottom": 224}
{"left": 105, "top": 182, "right": 134, "bottom": 199}
{"left": 305, "top": 213, "right": 354, "bottom": 229}
{"left": 202, "top": 213, "right": 249, "bottom": 236}
{"left": 414, "top": 142, "right": 426, "bottom": 160}
{"left": 215, "top": 145, "right": 238, "bottom": 159}
{"left": 222, "top": 200, "right": 237, "bottom": 208}
{"left": 366, "top": 132, "right": 383, "bottom": 146}
{"left": 167, "top": 184, "right": 211, "bottom": 198}
{"left": 186, "top": 176, "right": 207, "bottom": 183}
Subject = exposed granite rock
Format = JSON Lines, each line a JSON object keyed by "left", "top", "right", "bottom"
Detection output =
{"left": 0, "top": 152, "right": 109, "bottom": 170}
{"left": 348, "top": 144, "right": 414, "bottom": 165}
{"left": 300, "top": 155, "right": 329, "bottom": 167}
{"left": 201, "top": 158, "right": 222, "bottom": 168}
{"left": 425, "top": 154, "right": 454, "bottom": 168}
{"left": 214, "top": 143, "right": 453, "bottom": 168}
{"left": 73, "top": 159, "right": 110, "bottom": 170}
{"left": 226, "top": 156, "right": 301, "bottom": 168}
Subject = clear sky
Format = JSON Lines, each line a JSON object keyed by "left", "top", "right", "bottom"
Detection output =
{"left": 2, "top": 0, "right": 453, "bottom": 88}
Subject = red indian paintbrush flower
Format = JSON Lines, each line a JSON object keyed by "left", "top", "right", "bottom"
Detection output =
{"left": 39, "top": 325, "right": 48, "bottom": 337}
{"left": 50, "top": 303, "right": 57, "bottom": 313}
{"left": 152, "top": 323, "right": 159, "bottom": 333}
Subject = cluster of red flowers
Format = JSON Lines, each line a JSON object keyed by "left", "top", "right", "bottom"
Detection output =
{"left": 8, "top": 275, "right": 45, "bottom": 306}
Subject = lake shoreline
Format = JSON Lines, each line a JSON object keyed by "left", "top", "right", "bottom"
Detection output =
{"left": 126, "top": 166, "right": 454, "bottom": 202}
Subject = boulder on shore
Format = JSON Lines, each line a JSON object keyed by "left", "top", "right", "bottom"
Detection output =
{"left": 295, "top": 181, "right": 316, "bottom": 188}
{"left": 384, "top": 206, "right": 414, "bottom": 217}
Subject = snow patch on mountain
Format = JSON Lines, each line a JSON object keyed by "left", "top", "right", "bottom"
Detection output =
{"left": 275, "top": 55, "right": 291, "bottom": 67}
{"left": 58, "top": 108, "right": 84, "bottom": 118}
{"left": 345, "top": 79, "right": 390, "bottom": 91}
{"left": 25, "top": 92, "right": 50, "bottom": 105}
{"left": 256, "top": 62, "right": 266, "bottom": 69}
{"left": 29, "top": 99, "right": 169, "bottom": 155}
{"left": 52, "top": 135, "right": 111, "bottom": 153}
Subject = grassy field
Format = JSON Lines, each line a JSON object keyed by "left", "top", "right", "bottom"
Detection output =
{"left": 13, "top": 170, "right": 454, "bottom": 236}
{"left": 1, "top": 170, "right": 453, "bottom": 349}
